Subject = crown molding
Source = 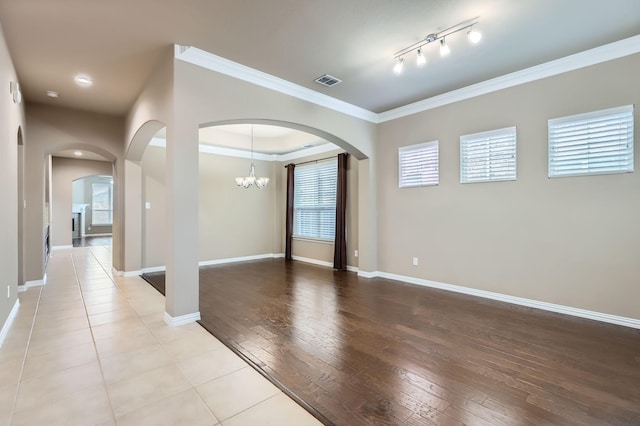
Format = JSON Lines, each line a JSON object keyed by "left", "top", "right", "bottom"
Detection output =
{"left": 175, "top": 45, "right": 378, "bottom": 123}
{"left": 149, "top": 137, "right": 340, "bottom": 162}
{"left": 378, "top": 35, "right": 640, "bottom": 122}
{"left": 176, "top": 35, "right": 640, "bottom": 125}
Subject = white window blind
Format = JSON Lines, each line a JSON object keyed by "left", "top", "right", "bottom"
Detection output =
{"left": 548, "top": 105, "right": 634, "bottom": 178}
{"left": 91, "top": 182, "right": 113, "bottom": 225}
{"left": 294, "top": 160, "right": 337, "bottom": 240}
{"left": 398, "top": 141, "right": 439, "bottom": 188}
{"left": 460, "top": 126, "right": 517, "bottom": 183}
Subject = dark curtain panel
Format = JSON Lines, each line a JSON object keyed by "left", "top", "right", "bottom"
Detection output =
{"left": 333, "top": 153, "right": 348, "bottom": 270}
{"left": 285, "top": 163, "right": 295, "bottom": 260}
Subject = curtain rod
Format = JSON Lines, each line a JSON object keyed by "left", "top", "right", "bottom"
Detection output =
{"left": 284, "top": 154, "right": 340, "bottom": 168}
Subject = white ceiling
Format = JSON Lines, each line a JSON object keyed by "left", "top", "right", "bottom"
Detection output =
{"left": 0, "top": 0, "right": 638, "bottom": 117}
{"left": 151, "top": 124, "right": 333, "bottom": 155}
{"left": 198, "top": 124, "right": 330, "bottom": 155}
{"left": 53, "top": 150, "right": 110, "bottom": 162}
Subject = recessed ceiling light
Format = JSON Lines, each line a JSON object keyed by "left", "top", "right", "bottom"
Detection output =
{"left": 73, "top": 151, "right": 83, "bottom": 157}
{"left": 46, "top": 90, "right": 59, "bottom": 98}
{"left": 74, "top": 74, "right": 93, "bottom": 87}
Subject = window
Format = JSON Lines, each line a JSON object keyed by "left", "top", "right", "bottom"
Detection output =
{"left": 548, "top": 105, "right": 634, "bottom": 178}
{"left": 92, "top": 182, "right": 113, "bottom": 225}
{"left": 294, "top": 160, "right": 337, "bottom": 240}
{"left": 460, "top": 126, "right": 517, "bottom": 183}
{"left": 398, "top": 141, "right": 439, "bottom": 188}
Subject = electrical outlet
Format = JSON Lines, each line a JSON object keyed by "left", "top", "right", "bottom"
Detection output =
{"left": 412, "top": 257, "right": 419, "bottom": 266}
{"left": 145, "top": 202, "right": 151, "bottom": 209}
{"left": 354, "top": 249, "right": 359, "bottom": 258}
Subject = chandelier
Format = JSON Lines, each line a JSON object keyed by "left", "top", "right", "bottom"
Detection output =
{"left": 235, "top": 125, "right": 269, "bottom": 189}
{"left": 393, "top": 17, "right": 481, "bottom": 74}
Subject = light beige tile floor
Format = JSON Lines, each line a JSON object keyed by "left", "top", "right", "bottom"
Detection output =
{"left": 0, "top": 245, "right": 322, "bottom": 426}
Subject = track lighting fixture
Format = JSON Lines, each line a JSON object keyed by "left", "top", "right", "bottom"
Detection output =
{"left": 392, "top": 17, "right": 481, "bottom": 72}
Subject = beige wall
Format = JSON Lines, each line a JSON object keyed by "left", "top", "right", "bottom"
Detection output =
{"left": 140, "top": 145, "right": 281, "bottom": 268}
{"left": 51, "top": 157, "right": 113, "bottom": 246}
{"left": 24, "top": 104, "right": 123, "bottom": 282}
{"left": 0, "top": 22, "right": 25, "bottom": 330}
{"left": 377, "top": 53, "right": 640, "bottom": 319}
{"left": 199, "top": 153, "right": 279, "bottom": 261}
{"left": 140, "top": 146, "right": 166, "bottom": 268}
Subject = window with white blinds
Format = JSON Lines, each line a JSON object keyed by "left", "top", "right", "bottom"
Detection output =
{"left": 460, "top": 127, "right": 517, "bottom": 183}
{"left": 294, "top": 160, "right": 337, "bottom": 240}
{"left": 398, "top": 141, "right": 439, "bottom": 188}
{"left": 548, "top": 105, "right": 634, "bottom": 178}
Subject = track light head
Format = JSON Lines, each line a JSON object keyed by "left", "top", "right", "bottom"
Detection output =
{"left": 468, "top": 27, "right": 482, "bottom": 43}
{"left": 393, "top": 57, "right": 405, "bottom": 74}
{"left": 440, "top": 38, "right": 450, "bottom": 57}
{"left": 416, "top": 48, "right": 426, "bottom": 67}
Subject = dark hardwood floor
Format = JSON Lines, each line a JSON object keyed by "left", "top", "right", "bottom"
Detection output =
{"left": 72, "top": 235, "right": 112, "bottom": 247}
{"left": 142, "top": 259, "right": 640, "bottom": 425}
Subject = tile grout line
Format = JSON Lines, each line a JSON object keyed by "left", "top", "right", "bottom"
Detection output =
{"left": 218, "top": 390, "right": 284, "bottom": 425}
{"left": 70, "top": 247, "right": 119, "bottom": 425}
{"left": 85, "top": 245, "right": 205, "bottom": 422}
{"left": 7, "top": 273, "right": 45, "bottom": 424}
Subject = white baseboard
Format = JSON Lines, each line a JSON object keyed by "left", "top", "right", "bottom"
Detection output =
{"left": 163, "top": 311, "right": 201, "bottom": 327}
{"left": 200, "top": 253, "right": 284, "bottom": 267}
{"left": 118, "top": 253, "right": 287, "bottom": 278}
{"left": 292, "top": 256, "right": 333, "bottom": 268}
{"left": 81, "top": 233, "right": 112, "bottom": 237}
{"left": 142, "top": 266, "right": 165, "bottom": 274}
{"left": 0, "top": 299, "right": 20, "bottom": 348}
{"left": 377, "top": 271, "right": 640, "bottom": 330}
{"left": 20, "top": 277, "right": 46, "bottom": 292}
{"left": 112, "top": 267, "right": 143, "bottom": 277}
{"left": 52, "top": 245, "right": 73, "bottom": 251}
{"left": 292, "top": 256, "right": 358, "bottom": 272}
{"left": 357, "top": 270, "right": 380, "bottom": 279}
{"left": 136, "top": 253, "right": 358, "bottom": 276}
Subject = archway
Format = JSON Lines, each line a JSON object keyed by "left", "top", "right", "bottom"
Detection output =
{"left": 121, "top": 120, "right": 167, "bottom": 274}
{"left": 47, "top": 146, "right": 116, "bottom": 249}
{"left": 199, "top": 118, "right": 368, "bottom": 160}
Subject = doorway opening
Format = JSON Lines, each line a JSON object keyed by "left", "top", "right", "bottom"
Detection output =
{"left": 72, "top": 174, "right": 113, "bottom": 247}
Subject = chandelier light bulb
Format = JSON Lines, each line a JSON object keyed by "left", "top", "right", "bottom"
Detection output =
{"left": 393, "top": 57, "right": 405, "bottom": 74}
{"left": 440, "top": 38, "right": 450, "bottom": 57}
{"left": 416, "top": 48, "right": 426, "bottom": 67}
{"left": 468, "top": 28, "right": 482, "bottom": 44}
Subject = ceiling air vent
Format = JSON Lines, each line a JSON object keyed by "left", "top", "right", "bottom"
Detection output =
{"left": 314, "top": 74, "right": 342, "bottom": 87}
